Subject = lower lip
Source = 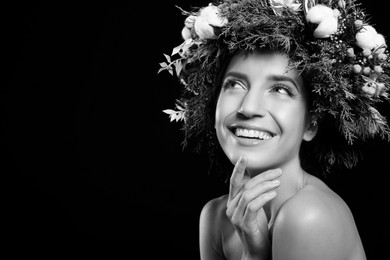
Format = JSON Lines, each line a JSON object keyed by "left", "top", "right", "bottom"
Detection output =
{"left": 230, "top": 133, "right": 273, "bottom": 146}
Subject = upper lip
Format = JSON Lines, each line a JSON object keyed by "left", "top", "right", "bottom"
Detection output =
{"left": 228, "top": 123, "right": 276, "bottom": 137}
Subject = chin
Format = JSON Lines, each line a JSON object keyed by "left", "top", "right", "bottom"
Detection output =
{"left": 247, "top": 156, "right": 276, "bottom": 172}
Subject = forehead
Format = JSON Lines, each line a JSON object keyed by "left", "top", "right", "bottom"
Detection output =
{"left": 225, "top": 51, "right": 301, "bottom": 81}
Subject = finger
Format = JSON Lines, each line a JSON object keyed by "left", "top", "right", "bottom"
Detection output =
{"left": 244, "top": 168, "right": 282, "bottom": 190}
{"left": 233, "top": 179, "right": 280, "bottom": 221}
{"left": 228, "top": 156, "right": 247, "bottom": 202}
{"left": 242, "top": 191, "right": 277, "bottom": 225}
{"left": 226, "top": 191, "right": 242, "bottom": 219}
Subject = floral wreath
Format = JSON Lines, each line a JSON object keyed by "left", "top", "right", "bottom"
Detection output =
{"left": 159, "top": 0, "right": 390, "bottom": 175}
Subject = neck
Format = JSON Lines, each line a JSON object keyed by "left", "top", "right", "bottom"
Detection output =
{"left": 247, "top": 158, "right": 306, "bottom": 227}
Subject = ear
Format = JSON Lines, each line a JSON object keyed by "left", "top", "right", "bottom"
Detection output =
{"left": 303, "top": 121, "right": 318, "bottom": 141}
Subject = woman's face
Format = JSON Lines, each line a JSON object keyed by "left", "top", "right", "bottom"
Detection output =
{"left": 215, "top": 51, "right": 316, "bottom": 172}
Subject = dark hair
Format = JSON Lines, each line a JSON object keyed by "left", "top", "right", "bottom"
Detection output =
{"left": 163, "top": 0, "right": 390, "bottom": 179}
{"left": 201, "top": 48, "right": 359, "bottom": 178}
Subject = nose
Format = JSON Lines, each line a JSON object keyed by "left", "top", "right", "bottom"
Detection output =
{"left": 237, "top": 88, "right": 267, "bottom": 118}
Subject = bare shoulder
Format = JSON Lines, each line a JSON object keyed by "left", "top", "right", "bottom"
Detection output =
{"left": 199, "top": 194, "right": 231, "bottom": 235}
{"left": 200, "top": 194, "right": 228, "bottom": 218}
{"left": 199, "top": 195, "right": 229, "bottom": 259}
{"left": 272, "top": 175, "right": 366, "bottom": 260}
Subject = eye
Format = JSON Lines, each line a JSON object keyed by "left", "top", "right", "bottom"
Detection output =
{"left": 222, "top": 78, "right": 247, "bottom": 91}
{"left": 271, "top": 83, "right": 294, "bottom": 96}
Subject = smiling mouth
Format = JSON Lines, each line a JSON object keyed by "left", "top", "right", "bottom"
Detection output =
{"left": 232, "top": 127, "right": 274, "bottom": 140}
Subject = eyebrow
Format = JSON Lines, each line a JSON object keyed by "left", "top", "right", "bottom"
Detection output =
{"left": 223, "top": 71, "right": 249, "bottom": 83}
{"left": 223, "top": 71, "right": 301, "bottom": 93}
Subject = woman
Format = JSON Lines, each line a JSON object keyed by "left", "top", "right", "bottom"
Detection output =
{"left": 160, "top": 0, "right": 389, "bottom": 259}
{"left": 199, "top": 50, "right": 365, "bottom": 259}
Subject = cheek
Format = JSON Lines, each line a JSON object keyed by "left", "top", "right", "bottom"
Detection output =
{"left": 274, "top": 102, "right": 308, "bottom": 134}
{"left": 215, "top": 97, "right": 223, "bottom": 127}
{"left": 215, "top": 94, "right": 240, "bottom": 126}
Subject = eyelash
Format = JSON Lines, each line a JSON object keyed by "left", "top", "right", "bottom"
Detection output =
{"left": 222, "top": 79, "right": 294, "bottom": 97}
{"left": 271, "top": 83, "right": 294, "bottom": 97}
{"left": 221, "top": 79, "right": 245, "bottom": 90}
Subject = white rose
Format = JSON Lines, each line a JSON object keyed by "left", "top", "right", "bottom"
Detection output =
{"left": 313, "top": 17, "right": 338, "bottom": 38}
{"left": 305, "top": 4, "right": 333, "bottom": 23}
{"left": 194, "top": 5, "right": 228, "bottom": 40}
{"left": 356, "top": 25, "right": 387, "bottom": 53}
{"left": 306, "top": 5, "right": 339, "bottom": 38}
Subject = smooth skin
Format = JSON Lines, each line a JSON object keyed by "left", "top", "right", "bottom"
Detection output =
{"left": 199, "top": 51, "right": 366, "bottom": 260}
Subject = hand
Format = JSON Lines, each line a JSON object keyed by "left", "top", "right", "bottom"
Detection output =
{"left": 226, "top": 156, "right": 282, "bottom": 260}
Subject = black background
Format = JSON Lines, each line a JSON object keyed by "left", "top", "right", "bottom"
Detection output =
{"left": 2, "top": 0, "right": 389, "bottom": 258}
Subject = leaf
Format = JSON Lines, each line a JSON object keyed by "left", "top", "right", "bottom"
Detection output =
{"left": 168, "top": 66, "right": 173, "bottom": 76}
{"left": 159, "top": 62, "right": 168, "bottom": 67}
{"left": 171, "top": 114, "right": 178, "bottom": 122}
{"left": 175, "top": 60, "right": 183, "bottom": 76}
{"left": 172, "top": 43, "right": 184, "bottom": 56}
{"left": 164, "top": 109, "right": 175, "bottom": 114}
{"left": 175, "top": 104, "right": 185, "bottom": 111}
{"left": 176, "top": 111, "right": 185, "bottom": 121}
{"left": 163, "top": 109, "right": 176, "bottom": 115}
{"left": 184, "top": 38, "right": 193, "bottom": 45}
{"left": 157, "top": 67, "right": 166, "bottom": 74}
{"left": 162, "top": 109, "right": 185, "bottom": 122}
{"left": 163, "top": 53, "right": 171, "bottom": 63}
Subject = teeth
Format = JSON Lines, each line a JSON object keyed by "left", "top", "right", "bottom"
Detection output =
{"left": 234, "top": 128, "right": 273, "bottom": 140}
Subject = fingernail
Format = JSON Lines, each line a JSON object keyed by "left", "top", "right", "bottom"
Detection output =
{"left": 238, "top": 155, "right": 245, "bottom": 164}
{"left": 236, "top": 156, "right": 242, "bottom": 165}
